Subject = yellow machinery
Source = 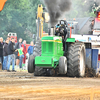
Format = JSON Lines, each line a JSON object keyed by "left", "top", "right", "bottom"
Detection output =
{"left": 0, "top": 0, "right": 7, "bottom": 11}
{"left": 36, "top": 4, "right": 50, "bottom": 39}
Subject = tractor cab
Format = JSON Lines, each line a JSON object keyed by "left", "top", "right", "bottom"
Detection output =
{"left": 35, "top": 36, "right": 64, "bottom": 68}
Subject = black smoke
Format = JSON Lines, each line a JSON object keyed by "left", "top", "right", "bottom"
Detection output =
{"left": 44, "top": 0, "right": 72, "bottom": 27}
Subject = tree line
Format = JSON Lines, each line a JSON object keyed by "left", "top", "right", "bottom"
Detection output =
{"left": 0, "top": 0, "right": 97, "bottom": 43}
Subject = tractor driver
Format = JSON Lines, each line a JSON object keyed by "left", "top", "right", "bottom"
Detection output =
{"left": 59, "top": 20, "right": 67, "bottom": 39}
{"left": 55, "top": 20, "right": 67, "bottom": 50}
{"left": 55, "top": 20, "right": 67, "bottom": 39}
{"left": 89, "top": 19, "right": 94, "bottom": 35}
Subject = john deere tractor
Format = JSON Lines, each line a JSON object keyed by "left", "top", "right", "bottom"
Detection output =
{"left": 28, "top": 4, "right": 86, "bottom": 77}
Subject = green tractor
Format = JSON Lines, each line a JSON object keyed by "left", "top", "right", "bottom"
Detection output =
{"left": 28, "top": 30, "right": 86, "bottom": 77}
{"left": 28, "top": 35, "right": 86, "bottom": 77}
{"left": 28, "top": 5, "right": 86, "bottom": 77}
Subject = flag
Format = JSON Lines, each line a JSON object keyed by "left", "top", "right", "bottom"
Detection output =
{"left": 18, "top": 49, "right": 23, "bottom": 56}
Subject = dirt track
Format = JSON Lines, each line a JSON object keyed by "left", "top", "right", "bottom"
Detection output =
{"left": 0, "top": 71, "right": 100, "bottom": 100}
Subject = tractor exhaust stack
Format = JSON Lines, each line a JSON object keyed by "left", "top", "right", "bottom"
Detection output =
{"left": 51, "top": 27, "right": 55, "bottom": 35}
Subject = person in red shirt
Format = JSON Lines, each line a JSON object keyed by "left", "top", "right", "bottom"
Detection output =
{"left": 21, "top": 40, "right": 27, "bottom": 67}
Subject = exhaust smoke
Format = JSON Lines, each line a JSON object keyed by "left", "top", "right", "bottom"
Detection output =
{"left": 44, "top": 0, "right": 72, "bottom": 27}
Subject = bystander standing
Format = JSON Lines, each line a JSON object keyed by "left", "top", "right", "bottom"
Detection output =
{"left": 21, "top": 40, "right": 27, "bottom": 69}
{"left": 0, "top": 37, "right": 4, "bottom": 65}
{"left": 7, "top": 38, "right": 16, "bottom": 72}
{"left": 15, "top": 38, "right": 22, "bottom": 70}
{"left": 27, "top": 41, "right": 34, "bottom": 56}
{"left": 89, "top": 19, "right": 94, "bottom": 35}
{"left": 3, "top": 39, "right": 9, "bottom": 70}
{"left": 7, "top": 36, "right": 11, "bottom": 42}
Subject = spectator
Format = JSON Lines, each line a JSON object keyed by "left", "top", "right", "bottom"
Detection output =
{"left": 3, "top": 39, "right": 9, "bottom": 70}
{"left": 89, "top": 19, "right": 94, "bottom": 35}
{"left": 21, "top": 40, "right": 27, "bottom": 69}
{"left": 27, "top": 41, "right": 34, "bottom": 55}
{"left": 15, "top": 38, "right": 22, "bottom": 70}
{"left": 19, "top": 48, "right": 24, "bottom": 71}
{"left": 7, "top": 36, "right": 11, "bottom": 42}
{"left": 0, "top": 37, "right": 4, "bottom": 65}
{"left": 7, "top": 38, "right": 16, "bottom": 72}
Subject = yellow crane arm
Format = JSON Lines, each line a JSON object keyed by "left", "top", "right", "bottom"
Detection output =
{"left": 36, "top": 4, "right": 50, "bottom": 40}
{"left": 0, "top": 0, "right": 7, "bottom": 11}
{"left": 37, "top": 4, "right": 44, "bottom": 39}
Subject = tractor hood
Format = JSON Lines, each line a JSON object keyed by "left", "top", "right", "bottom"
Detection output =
{"left": 35, "top": 36, "right": 64, "bottom": 68}
{"left": 41, "top": 36, "right": 62, "bottom": 42}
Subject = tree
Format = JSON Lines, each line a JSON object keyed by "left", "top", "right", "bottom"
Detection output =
{"left": 0, "top": 0, "right": 41, "bottom": 43}
{"left": 66, "top": 0, "right": 95, "bottom": 19}
{"left": 0, "top": 0, "right": 97, "bottom": 43}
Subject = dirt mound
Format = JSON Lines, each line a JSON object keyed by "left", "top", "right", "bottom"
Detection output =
{"left": 85, "top": 67, "right": 96, "bottom": 77}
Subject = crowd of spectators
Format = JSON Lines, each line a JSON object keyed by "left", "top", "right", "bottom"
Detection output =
{"left": 0, "top": 36, "right": 34, "bottom": 72}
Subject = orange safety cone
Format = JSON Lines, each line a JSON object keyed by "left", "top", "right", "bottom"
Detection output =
{"left": 0, "top": 0, "right": 7, "bottom": 11}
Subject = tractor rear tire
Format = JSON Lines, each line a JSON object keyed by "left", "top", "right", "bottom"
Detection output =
{"left": 59, "top": 56, "right": 67, "bottom": 74}
{"left": 33, "top": 40, "right": 46, "bottom": 76}
{"left": 67, "top": 42, "right": 86, "bottom": 77}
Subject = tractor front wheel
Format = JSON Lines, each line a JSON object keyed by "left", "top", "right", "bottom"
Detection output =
{"left": 59, "top": 56, "right": 67, "bottom": 74}
{"left": 28, "top": 40, "right": 45, "bottom": 76}
{"left": 28, "top": 54, "right": 35, "bottom": 73}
